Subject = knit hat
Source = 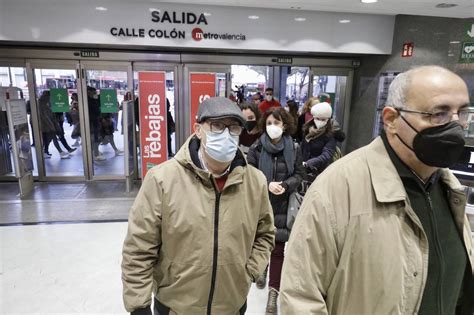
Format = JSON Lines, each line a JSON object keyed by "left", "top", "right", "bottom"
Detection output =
{"left": 197, "top": 97, "right": 245, "bottom": 125}
{"left": 310, "top": 102, "right": 332, "bottom": 119}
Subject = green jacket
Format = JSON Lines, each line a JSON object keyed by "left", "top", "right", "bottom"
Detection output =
{"left": 280, "top": 137, "right": 474, "bottom": 315}
{"left": 122, "top": 135, "right": 275, "bottom": 315}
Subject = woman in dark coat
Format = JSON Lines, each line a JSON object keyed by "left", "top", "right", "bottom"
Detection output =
{"left": 301, "top": 102, "right": 337, "bottom": 181}
{"left": 247, "top": 107, "right": 305, "bottom": 314}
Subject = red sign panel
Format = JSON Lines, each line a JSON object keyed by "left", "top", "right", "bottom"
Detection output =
{"left": 402, "top": 42, "right": 414, "bottom": 57}
{"left": 190, "top": 73, "right": 216, "bottom": 132}
{"left": 138, "top": 71, "right": 167, "bottom": 178}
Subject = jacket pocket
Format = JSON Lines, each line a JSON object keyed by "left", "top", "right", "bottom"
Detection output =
{"left": 154, "top": 298, "right": 170, "bottom": 315}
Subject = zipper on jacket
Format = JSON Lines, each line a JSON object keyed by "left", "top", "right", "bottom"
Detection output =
{"left": 272, "top": 156, "right": 277, "bottom": 181}
{"left": 426, "top": 193, "right": 444, "bottom": 314}
{"left": 207, "top": 191, "right": 221, "bottom": 315}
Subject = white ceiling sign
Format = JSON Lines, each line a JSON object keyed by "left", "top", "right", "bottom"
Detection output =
{"left": 0, "top": 0, "right": 395, "bottom": 54}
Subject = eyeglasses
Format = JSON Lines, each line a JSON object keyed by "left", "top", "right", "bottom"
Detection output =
{"left": 207, "top": 121, "right": 243, "bottom": 136}
{"left": 396, "top": 108, "right": 471, "bottom": 125}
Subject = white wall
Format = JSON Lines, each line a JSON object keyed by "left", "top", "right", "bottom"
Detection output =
{"left": 0, "top": 0, "right": 395, "bottom": 54}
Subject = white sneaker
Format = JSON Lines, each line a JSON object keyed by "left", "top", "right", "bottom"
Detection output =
{"left": 44, "top": 154, "right": 51, "bottom": 159}
{"left": 115, "top": 149, "right": 124, "bottom": 156}
{"left": 60, "top": 152, "right": 70, "bottom": 159}
{"left": 94, "top": 154, "right": 106, "bottom": 161}
{"left": 72, "top": 140, "right": 80, "bottom": 147}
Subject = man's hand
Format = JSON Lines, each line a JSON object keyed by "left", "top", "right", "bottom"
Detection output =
{"left": 269, "top": 181, "right": 286, "bottom": 195}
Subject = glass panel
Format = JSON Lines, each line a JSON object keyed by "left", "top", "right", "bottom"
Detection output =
{"left": 216, "top": 72, "right": 227, "bottom": 97}
{"left": 286, "top": 67, "right": 309, "bottom": 108}
{"left": 34, "top": 68, "right": 82, "bottom": 177}
{"left": 85, "top": 69, "right": 127, "bottom": 177}
{"left": 312, "top": 74, "right": 347, "bottom": 128}
{"left": 231, "top": 65, "right": 269, "bottom": 104}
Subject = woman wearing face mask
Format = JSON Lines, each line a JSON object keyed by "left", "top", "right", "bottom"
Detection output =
{"left": 239, "top": 102, "right": 262, "bottom": 154}
{"left": 247, "top": 107, "right": 305, "bottom": 314}
{"left": 301, "top": 102, "right": 337, "bottom": 182}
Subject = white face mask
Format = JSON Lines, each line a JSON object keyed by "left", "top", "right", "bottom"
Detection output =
{"left": 266, "top": 125, "right": 283, "bottom": 139}
{"left": 314, "top": 119, "right": 328, "bottom": 129}
{"left": 204, "top": 128, "right": 239, "bottom": 163}
{"left": 265, "top": 95, "right": 273, "bottom": 102}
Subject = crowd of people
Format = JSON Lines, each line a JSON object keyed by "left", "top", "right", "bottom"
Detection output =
{"left": 120, "top": 66, "right": 473, "bottom": 315}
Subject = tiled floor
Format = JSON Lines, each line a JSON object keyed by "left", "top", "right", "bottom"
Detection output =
{"left": 1, "top": 222, "right": 271, "bottom": 314}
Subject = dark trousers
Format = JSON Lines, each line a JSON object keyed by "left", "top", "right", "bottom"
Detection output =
{"left": 43, "top": 132, "right": 62, "bottom": 154}
{"left": 268, "top": 241, "right": 285, "bottom": 291}
{"left": 153, "top": 298, "right": 247, "bottom": 315}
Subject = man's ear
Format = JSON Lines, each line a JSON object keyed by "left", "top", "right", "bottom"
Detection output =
{"left": 194, "top": 123, "right": 203, "bottom": 139}
{"left": 382, "top": 106, "right": 399, "bottom": 134}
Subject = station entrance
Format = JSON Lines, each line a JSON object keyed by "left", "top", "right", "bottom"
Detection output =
{"left": 0, "top": 49, "right": 356, "bottom": 182}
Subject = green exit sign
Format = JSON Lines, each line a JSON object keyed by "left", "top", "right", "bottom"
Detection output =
{"left": 80, "top": 51, "right": 100, "bottom": 58}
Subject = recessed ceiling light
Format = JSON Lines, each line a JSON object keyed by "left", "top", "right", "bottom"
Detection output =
{"left": 339, "top": 19, "right": 351, "bottom": 23}
{"left": 248, "top": 15, "right": 259, "bottom": 20}
{"left": 294, "top": 17, "right": 306, "bottom": 22}
{"left": 436, "top": 3, "right": 458, "bottom": 8}
{"left": 449, "top": 40, "right": 461, "bottom": 44}
{"left": 149, "top": 8, "right": 159, "bottom": 12}
{"left": 361, "top": 0, "right": 378, "bottom": 3}
{"left": 204, "top": 12, "right": 212, "bottom": 16}
{"left": 95, "top": 6, "right": 108, "bottom": 11}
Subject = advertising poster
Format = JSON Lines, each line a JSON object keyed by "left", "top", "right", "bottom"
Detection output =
{"left": 6, "top": 99, "right": 33, "bottom": 178}
{"left": 190, "top": 73, "right": 216, "bottom": 132}
{"left": 138, "top": 71, "right": 167, "bottom": 178}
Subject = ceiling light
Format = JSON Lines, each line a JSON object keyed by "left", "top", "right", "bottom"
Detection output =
{"left": 204, "top": 12, "right": 212, "bottom": 16}
{"left": 95, "top": 6, "right": 108, "bottom": 11}
{"left": 294, "top": 17, "right": 306, "bottom": 22}
{"left": 339, "top": 19, "right": 351, "bottom": 23}
{"left": 248, "top": 15, "right": 259, "bottom": 20}
{"left": 361, "top": 0, "right": 378, "bottom": 3}
{"left": 149, "top": 8, "right": 159, "bottom": 12}
{"left": 449, "top": 40, "right": 461, "bottom": 44}
{"left": 436, "top": 3, "right": 458, "bottom": 8}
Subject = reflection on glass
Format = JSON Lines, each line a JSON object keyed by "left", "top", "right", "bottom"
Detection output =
{"left": 86, "top": 70, "right": 126, "bottom": 177}
{"left": 287, "top": 67, "right": 309, "bottom": 106}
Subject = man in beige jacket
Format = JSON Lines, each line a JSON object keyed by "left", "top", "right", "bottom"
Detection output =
{"left": 280, "top": 66, "right": 474, "bottom": 314}
{"left": 122, "top": 97, "right": 275, "bottom": 315}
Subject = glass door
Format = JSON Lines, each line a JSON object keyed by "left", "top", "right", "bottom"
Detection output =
{"left": 309, "top": 68, "right": 353, "bottom": 151}
{"left": 27, "top": 60, "right": 86, "bottom": 180}
{"left": 182, "top": 64, "right": 231, "bottom": 147}
{"left": 79, "top": 61, "right": 132, "bottom": 180}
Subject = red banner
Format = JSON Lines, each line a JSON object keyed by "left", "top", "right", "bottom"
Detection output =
{"left": 190, "top": 72, "right": 216, "bottom": 132}
{"left": 138, "top": 71, "right": 167, "bottom": 178}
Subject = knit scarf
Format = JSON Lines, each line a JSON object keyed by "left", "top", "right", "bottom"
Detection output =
{"left": 305, "top": 124, "right": 328, "bottom": 142}
{"left": 259, "top": 134, "right": 295, "bottom": 183}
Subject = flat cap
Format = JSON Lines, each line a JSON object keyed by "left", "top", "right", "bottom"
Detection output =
{"left": 197, "top": 97, "right": 245, "bottom": 125}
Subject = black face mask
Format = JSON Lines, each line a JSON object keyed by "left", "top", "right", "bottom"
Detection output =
{"left": 397, "top": 115, "right": 465, "bottom": 168}
{"left": 245, "top": 120, "right": 257, "bottom": 132}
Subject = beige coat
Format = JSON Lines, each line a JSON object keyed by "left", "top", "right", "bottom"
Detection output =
{"left": 122, "top": 136, "right": 275, "bottom": 314}
{"left": 280, "top": 137, "right": 474, "bottom": 315}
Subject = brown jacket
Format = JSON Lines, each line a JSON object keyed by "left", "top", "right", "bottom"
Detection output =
{"left": 122, "top": 135, "right": 275, "bottom": 314}
{"left": 280, "top": 137, "right": 474, "bottom": 314}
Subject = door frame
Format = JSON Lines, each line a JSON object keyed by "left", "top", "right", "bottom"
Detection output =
{"left": 79, "top": 60, "right": 133, "bottom": 180}
{"left": 26, "top": 59, "right": 86, "bottom": 181}
{"left": 309, "top": 67, "right": 354, "bottom": 152}
{"left": 182, "top": 64, "right": 232, "bottom": 147}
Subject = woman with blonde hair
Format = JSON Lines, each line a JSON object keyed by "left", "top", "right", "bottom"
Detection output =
{"left": 296, "top": 97, "right": 319, "bottom": 142}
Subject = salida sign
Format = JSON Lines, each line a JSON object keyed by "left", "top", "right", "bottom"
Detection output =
{"left": 110, "top": 9, "right": 246, "bottom": 42}
{"left": 138, "top": 71, "right": 168, "bottom": 178}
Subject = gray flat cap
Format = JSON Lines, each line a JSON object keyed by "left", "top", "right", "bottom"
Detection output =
{"left": 197, "top": 97, "right": 245, "bottom": 125}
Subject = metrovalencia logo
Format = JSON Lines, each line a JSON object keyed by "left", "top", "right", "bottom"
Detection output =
{"left": 191, "top": 28, "right": 246, "bottom": 41}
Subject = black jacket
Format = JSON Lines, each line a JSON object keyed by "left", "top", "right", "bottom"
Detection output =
{"left": 247, "top": 139, "right": 305, "bottom": 242}
{"left": 301, "top": 130, "right": 336, "bottom": 176}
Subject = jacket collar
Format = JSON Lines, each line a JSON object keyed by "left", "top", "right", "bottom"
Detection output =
{"left": 365, "top": 137, "right": 465, "bottom": 203}
{"left": 174, "top": 134, "right": 247, "bottom": 189}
